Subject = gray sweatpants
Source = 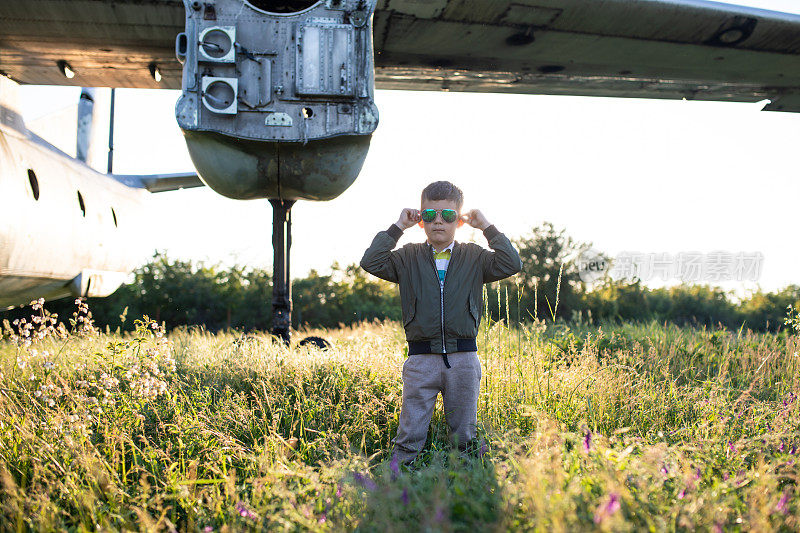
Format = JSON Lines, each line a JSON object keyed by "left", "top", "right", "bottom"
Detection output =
{"left": 392, "top": 351, "right": 482, "bottom": 463}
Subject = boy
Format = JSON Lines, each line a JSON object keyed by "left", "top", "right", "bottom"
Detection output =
{"left": 360, "top": 181, "right": 522, "bottom": 463}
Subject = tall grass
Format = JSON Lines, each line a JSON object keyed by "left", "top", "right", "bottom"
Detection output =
{"left": 0, "top": 297, "right": 798, "bottom": 531}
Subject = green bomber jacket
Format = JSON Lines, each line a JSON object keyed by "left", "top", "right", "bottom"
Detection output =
{"left": 360, "top": 223, "right": 522, "bottom": 355}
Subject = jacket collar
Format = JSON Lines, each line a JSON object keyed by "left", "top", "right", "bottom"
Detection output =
{"left": 428, "top": 240, "right": 455, "bottom": 254}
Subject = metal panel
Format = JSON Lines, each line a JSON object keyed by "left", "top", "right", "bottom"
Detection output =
{"left": 198, "top": 26, "right": 236, "bottom": 63}
{"left": 0, "top": 0, "right": 799, "bottom": 110}
{"left": 175, "top": 0, "right": 378, "bottom": 142}
{"left": 239, "top": 58, "right": 271, "bottom": 108}
{"left": 174, "top": 0, "right": 378, "bottom": 201}
{"left": 296, "top": 23, "right": 355, "bottom": 96}
{"left": 201, "top": 76, "right": 238, "bottom": 114}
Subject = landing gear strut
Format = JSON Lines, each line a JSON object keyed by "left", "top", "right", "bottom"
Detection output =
{"left": 269, "top": 198, "right": 294, "bottom": 345}
{"left": 269, "top": 199, "right": 331, "bottom": 349}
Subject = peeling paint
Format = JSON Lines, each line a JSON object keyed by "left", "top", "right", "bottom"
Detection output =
{"left": 500, "top": 4, "right": 561, "bottom": 27}
{"left": 0, "top": 0, "right": 797, "bottom": 111}
{"left": 388, "top": 0, "right": 447, "bottom": 19}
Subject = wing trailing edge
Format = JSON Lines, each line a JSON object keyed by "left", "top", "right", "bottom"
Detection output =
{"left": 113, "top": 172, "right": 205, "bottom": 193}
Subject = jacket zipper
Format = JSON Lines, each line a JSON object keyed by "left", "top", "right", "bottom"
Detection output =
{"left": 429, "top": 246, "right": 446, "bottom": 354}
{"left": 440, "top": 283, "right": 446, "bottom": 354}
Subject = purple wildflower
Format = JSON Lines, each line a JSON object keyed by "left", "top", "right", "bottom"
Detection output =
{"left": 593, "top": 510, "right": 606, "bottom": 525}
{"left": 607, "top": 493, "right": 620, "bottom": 512}
{"left": 583, "top": 430, "right": 592, "bottom": 452}
{"left": 723, "top": 472, "right": 729, "bottom": 481}
{"left": 479, "top": 441, "right": 488, "bottom": 458}
{"left": 235, "top": 501, "right": 257, "bottom": 520}
{"left": 593, "top": 493, "right": 621, "bottom": 524}
{"left": 336, "top": 484, "right": 343, "bottom": 498}
{"left": 776, "top": 490, "right": 790, "bottom": 514}
{"left": 695, "top": 467, "right": 702, "bottom": 480}
{"left": 318, "top": 514, "right": 327, "bottom": 524}
{"left": 434, "top": 506, "right": 445, "bottom": 522}
{"left": 203, "top": 527, "right": 213, "bottom": 533}
{"left": 353, "top": 471, "right": 377, "bottom": 491}
{"left": 713, "top": 523, "right": 723, "bottom": 533}
{"left": 390, "top": 455, "right": 400, "bottom": 477}
{"left": 661, "top": 465, "right": 669, "bottom": 476}
{"left": 401, "top": 488, "right": 409, "bottom": 506}
{"left": 790, "top": 445, "right": 797, "bottom": 455}
{"left": 779, "top": 442, "right": 785, "bottom": 452}
{"left": 678, "top": 489, "right": 686, "bottom": 499}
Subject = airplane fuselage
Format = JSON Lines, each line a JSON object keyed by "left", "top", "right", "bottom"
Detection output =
{"left": 0, "top": 85, "right": 149, "bottom": 310}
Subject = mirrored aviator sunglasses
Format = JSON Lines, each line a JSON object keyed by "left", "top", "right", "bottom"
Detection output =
{"left": 421, "top": 209, "right": 458, "bottom": 223}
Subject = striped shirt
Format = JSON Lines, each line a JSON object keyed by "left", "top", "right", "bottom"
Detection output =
{"left": 431, "top": 241, "right": 454, "bottom": 288}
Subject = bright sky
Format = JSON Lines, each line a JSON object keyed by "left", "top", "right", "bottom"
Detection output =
{"left": 19, "top": 0, "right": 800, "bottom": 296}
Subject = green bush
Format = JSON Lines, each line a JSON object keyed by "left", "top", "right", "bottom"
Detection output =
{"left": 3, "top": 224, "right": 797, "bottom": 334}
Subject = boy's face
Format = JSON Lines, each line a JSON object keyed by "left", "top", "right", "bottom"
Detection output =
{"left": 421, "top": 197, "right": 460, "bottom": 250}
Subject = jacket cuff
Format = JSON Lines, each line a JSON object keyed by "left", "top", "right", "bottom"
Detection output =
{"left": 483, "top": 225, "right": 500, "bottom": 241}
{"left": 386, "top": 223, "right": 404, "bottom": 241}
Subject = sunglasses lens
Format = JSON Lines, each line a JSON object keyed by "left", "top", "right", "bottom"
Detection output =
{"left": 421, "top": 209, "right": 436, "bottom": 222}
{"left": 442, "top": 209, "right": 457, "bottom": 223}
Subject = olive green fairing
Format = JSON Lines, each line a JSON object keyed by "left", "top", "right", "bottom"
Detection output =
{"left": 182, "top": 130, "right": 372, "bottom": 201}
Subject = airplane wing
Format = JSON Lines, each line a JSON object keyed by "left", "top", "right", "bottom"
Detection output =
{"left": 113, "top": 172, "right": 205, "bottom": 192}
{"left": 1, "top": 0, "right": 799, "bottom": 110}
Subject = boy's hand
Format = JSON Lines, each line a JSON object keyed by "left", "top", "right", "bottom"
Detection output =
{"left": 396, "top": 208, "right": 421, "bottom": 230}
{"left": 462, "top": 209, "right": 491, "bottom": 231}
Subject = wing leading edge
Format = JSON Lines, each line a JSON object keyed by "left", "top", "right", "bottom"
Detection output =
{"left": 1, "top": 0, "right": 799, "bottom": 110}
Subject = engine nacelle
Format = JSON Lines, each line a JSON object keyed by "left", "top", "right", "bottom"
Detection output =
{"left": 175, "top": 0, "right": 378, "bottom": 201}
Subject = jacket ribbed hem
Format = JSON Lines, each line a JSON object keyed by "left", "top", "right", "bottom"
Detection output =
{"left": 483, "top": 225, "right": 500, "bottom": 241}
{"left": 407, "top": 338, "right": 478, "bottom": 355}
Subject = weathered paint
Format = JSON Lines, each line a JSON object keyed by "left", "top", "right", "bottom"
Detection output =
{"left": 0, "top": 76, "right": 150, "bottom": 309}
{"left": 0, "top": 0, "right": 798, "bottom": 109}
{"left": 174, "top": 0, "right": 378, "bottom": 200}
{"left": 182, "top": 130, "right": 371, "bottom": 200}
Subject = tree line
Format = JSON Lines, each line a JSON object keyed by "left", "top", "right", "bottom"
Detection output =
{"left": 3, "top": 223, "right": 798, "bottom": 333}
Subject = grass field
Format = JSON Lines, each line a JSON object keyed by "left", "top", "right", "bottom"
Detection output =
{"left": 1, "top": 298, "right": 798, "bottom": 531}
